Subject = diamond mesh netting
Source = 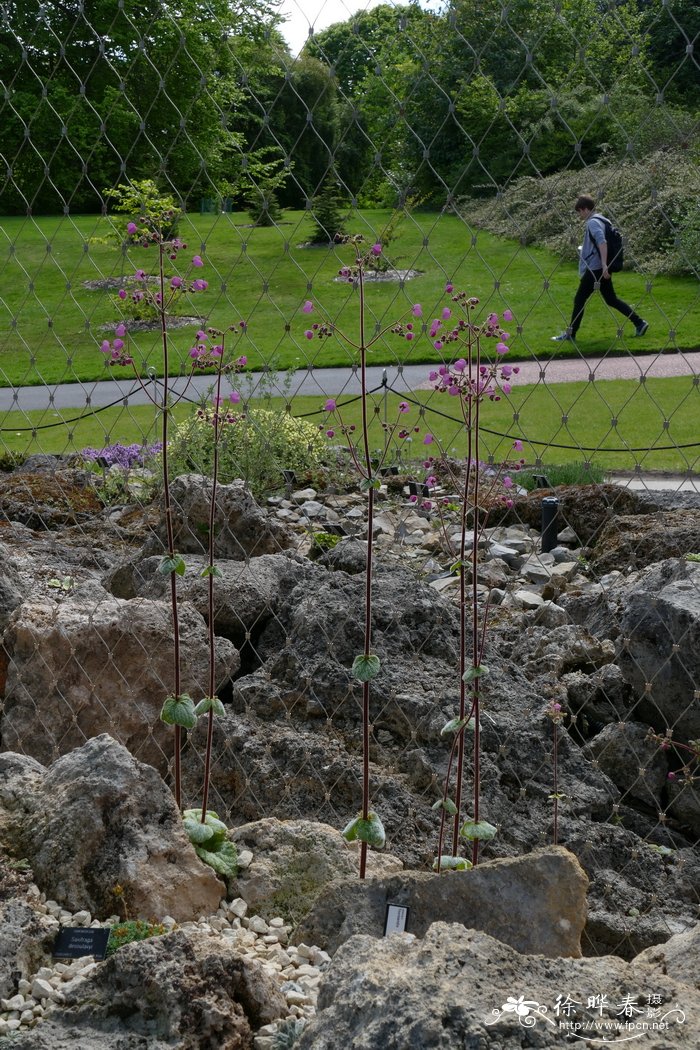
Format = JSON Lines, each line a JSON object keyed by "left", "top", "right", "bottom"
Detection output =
{"left": 0, "top": 0, "right": 699, "bottom": 959}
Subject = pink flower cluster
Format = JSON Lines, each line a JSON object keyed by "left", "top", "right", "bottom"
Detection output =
{"left": 100, "top": 323, "right": 133, "bottom": 367}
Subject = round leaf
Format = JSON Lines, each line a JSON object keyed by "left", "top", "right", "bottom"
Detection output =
{"left": 351, "top": 654, "right": 381, "bottom": 682}
{"left": 194, "top": 696, "right": 226, "bottom": 717}
{"left": 342, "top": 811, "right": 386, "bottom": 848}
{"left": 160, "top": 694, "right": 197, "bottom": 729}
{"left": 440, "top": 716, "right": 475, "bottom": 737}
{"left": 460, "top": 819, "right": 498, "bottom": 842}
{"left": 195, "top": 840, "right": 238, "bottom": 879}
{"left": 432, "top": 855, "right": 472, "bottom": 872}
{"left": 462, "top": 664, "right": 489, "bottom": 685}
{"left": 431, "top": 798, "right": 458, "bottom": 816}
{"left": 183, "top": 817, "right": 215, "bottom": 845}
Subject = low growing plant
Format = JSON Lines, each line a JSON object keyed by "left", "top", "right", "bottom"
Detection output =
{"left": 106, "top": 919, "right": 167, "bottom": 956}
{"left": 182, "top": 809, "right": 238, "bottom": 879}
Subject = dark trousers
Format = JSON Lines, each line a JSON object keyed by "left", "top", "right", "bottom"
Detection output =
{"left": 569, "top": 270, "right": 642, "bottom": 336}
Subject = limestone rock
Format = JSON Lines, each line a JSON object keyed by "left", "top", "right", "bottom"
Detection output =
{"left": 295, "top": 922, "right": 700, "bottom": 1049}
{"left": 145, "top": 474, "right": 295, "bottom": 559}
{"left": 0, "top": 736, "right": 224, "bottom": 921}
{"left": 0, "top": 899, "right": 53, "bottom": 1000}
{"left": 616, "top": 559, "right": 700, "bottom": 740}
{"left": 228, "top": 818, "right": 403, "bottom": 925}
{"left": 584, "top": 721, "right": 668, "bottom": 806}
{"left": 294, "top": 846, "right": 588, "bottom": 957}
{"left": 1, "top": 581, "right": 239, "bottom": 769}
{"left": 592, "top": 509, "right": 700, "bottom": 573}
{"left": 11, "top": 929, "right": 286, "bottom": 1050}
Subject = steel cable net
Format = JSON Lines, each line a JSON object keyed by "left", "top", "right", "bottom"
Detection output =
{"left": 0, "top": 0, "right": 699, "bottom": 960}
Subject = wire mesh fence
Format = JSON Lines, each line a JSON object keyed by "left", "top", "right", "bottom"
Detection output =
{"left": 0, "top": 0, "right": 699, "bottom": 962}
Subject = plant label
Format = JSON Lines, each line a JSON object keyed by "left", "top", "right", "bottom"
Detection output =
{"left": 384, "top": 903, "right": 409, "bottom": 936}
{"left": 53, "top": 927, "right": 110, "bottom": 960}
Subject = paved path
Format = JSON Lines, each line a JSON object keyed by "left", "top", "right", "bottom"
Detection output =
{"left": 1, "top": 350, "right": 699, "bottom": 412}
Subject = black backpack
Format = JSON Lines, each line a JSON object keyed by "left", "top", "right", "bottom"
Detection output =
{"left": 594, "top": 214, "right": 624, "bottom": 272}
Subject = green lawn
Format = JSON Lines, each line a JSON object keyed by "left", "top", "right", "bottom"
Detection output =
{"left": 2, "top": 375, "right": 698, "bottom": 476}
{"left": 0, "top": 209, "right": 698, "bottom": 388}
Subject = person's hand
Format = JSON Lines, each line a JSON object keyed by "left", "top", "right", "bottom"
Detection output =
{"left": 602, "top": 267, "right": 610, "bottom": 279}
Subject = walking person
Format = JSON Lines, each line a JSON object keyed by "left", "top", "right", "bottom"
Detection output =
{"left": 552, "top": 195, "right": 648, "bottom": 342}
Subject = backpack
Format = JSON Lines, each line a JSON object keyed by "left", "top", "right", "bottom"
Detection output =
{"left": 594, "top": 214, "right": 624, "bottom": 272}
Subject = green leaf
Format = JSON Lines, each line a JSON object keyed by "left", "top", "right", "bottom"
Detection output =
{"left": 351, "top": 654, "right": 381, "bottom": 682}
{"left": 160, "top": 694, "right": 197, "bottom": 729}
{"left": 462, "top": 664, "right": 490, "bottom": 685}
{"left": 440, "top": 716, "right": 475, "bottom": 737}
{"left": 200, "top": 565, "right": 222, "bottom": 578}
{"left": 194, "top": 696, "right": 226, "bottom": 717}
{"left": 450, "top": 560, "right": 466, "bottom": 573}
{"left": 360, "top": 476, "right": 382, "bottom": 491}
{"left": 431, "top": 798, "right": 458, "bottom": 815}
{"left": 685, "top": 553, "right": 700, "bottom": 563}
{"left": 460, "top": 819, "right": 498, "bottom": 842}
{"left": 195, "top": 840, "right": 238, "bottom": 879}
{"left": 183, "top": 817, "right": 215, "bottom": 845}
{"left": 432, "top": 855, "right": 472, "bottom": 871}
{"left": 159, "top": 554, "right": 186, "bottom": 577}
{"left": 342, "top": 811, "right": 385, "bottom": 848}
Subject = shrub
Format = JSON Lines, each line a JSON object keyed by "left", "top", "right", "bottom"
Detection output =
{"left": 460, "top": 148, "right": 700, "bottom": 277}
{"left": 168, "top": 407, "right": 327, "bottom": 496}
{"left": 309, "top": 182, "right": 349, "bottom": 244}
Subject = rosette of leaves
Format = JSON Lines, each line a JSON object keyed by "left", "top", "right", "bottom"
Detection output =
{"left": 342, "top": 811, "right": 385, "bottom": 849}
{"left": 183, "top": 810, "right": 238, "bottom": 880}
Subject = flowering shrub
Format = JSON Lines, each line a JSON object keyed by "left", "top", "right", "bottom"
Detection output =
{"left": 167, "top": 407, "right": 326, "bottom": 496}
{"left": 80, "top": 443, "right": 162, "bottom": 469}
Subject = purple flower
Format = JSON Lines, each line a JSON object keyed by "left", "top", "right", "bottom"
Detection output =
{"left": 302, "top": 300, "right": 314, "bottom": 314}
{"left": 237, "top": 355, "right": 248, "bottom": 366}
{"left": 325, "top": 428, "right": 335, "bottom": 438}
{"left": 229, "top": 391, "right": 241, "bottom": 403}
{"left": 371, "top": 243, "right": 382, "bottom": 256}
{"left": 453, "top": 358, "right": 466, "bottom": 372}
{"left": 405, "top": 332, "right": 414, "bottom": 341}
{"left": 115, "top": 323, "right": 126, "bottom": 337}
{"left": 192, "top": 279, "right": 208, "bottom": 291}
{"left": 429, "top": 320, "right": 441, "bottom": 338}
{"left": 442, "top": 307, "right": 452, "bottom": 320}
{"left": 411, "top": 304, "right": 423, "bottom": 318}
{"left": 118, "top": 289, "right": 126, "bottom": 300}
{"left": 305, "top": 330, "right": 313, "bottom": 340}
{"left": 501, "top": 382, "right": 511, "bottom": 394}
{"left": 487, "top": 312, "right": 498, "bottom": 325}
{"left": 135, "top": 269, "right": 146, "bottom": 280}
{"left": 513, "top": 439, "right": 523, "bottom": 451}
{"left": 100, "top": 340, "right": 111, "bottom": 354}
{"left": 113, "top": 339, "right": 124, "bottom": 350}
{"left": 170, "top": 276, "right": 183, "bottom": 289}
{"left": 503, "top": 308, "right": 513, "bottom": 321}
{"left": 192, "top": 255, "right": 203, "bottom": 267}
{"left": 127, "top": 222, "right": 138, "bottom": 234}
{"left": 445, "top": 282, "right": 454, "bottom": 292}
{"left": 503, "top": 476, "right": 513, "bottom": 489}
{"left": 428, "top": 371, "right": 438, "bottom": 382}
{"left": 399, "top": 402, "right": 410, "bottom": 414}
{"left": 434, "top": 340, "right": 443, "bottom": 350}
{"left": 409, "top": 494, "right": 418, "bottom": 503}
{"left": 496, "top": 342, "right": 509, "bottom": 355}
{"left": 324, "top": 399, "right": 336, "bottom": 412}
{"left": 423, "top": 434, "right": 434, "bottom": 445}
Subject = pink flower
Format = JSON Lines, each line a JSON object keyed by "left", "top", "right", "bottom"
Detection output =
{"left": 229, "top": 391, "right": 241, "bottom": 403}
{"left": 371, "top": 243, "right": 382, "bottom": 255}
{"left": 118, "top": 289, "right": 126, "bottom": 300}
{"left": 325, "top": 428, "right": 335, "bottom": 438}
{"left": 113, "top": 339, "right": 124, "bottom": 350}
{"left": 434, "top": 340, "right": 443, "bottom": 350}
{"left": 423, "top": 434, "right": 434, "bottom": 445}
{"left": 127, "top": 222, "right": 137, "bottom": 234}
{"left": 237, "top": 355, "right": 248, "bottom": 366}
{"left": 409, "top": 494, "right": 418, "bottom": 503}
{"left": 488, "top": 312, "right": 498, "bottom": 325}
{"left": 405, "top": 332, "right": 414, "bottom": 341}
{"left": 305, "top": 330, "right": 313, "bottom": 340}
{"left": 302, "top": 300, "right": 314, "bottom": 314}
{"left": 513, "top": 439, "right": 523, "bottom": 451}
{"left": 135, "top": 269, "right": 146, "bottom": 280}
{"left": 442, "top": 307, "right": 452, "bottom": 320}
{"left": 668, "top": 772, "right": 677, "bottom": 781}
{"left": 453, "top": 358, "right": 466, "bottom": 372}
{"left": 192, "top": 279, "right": 208, "bottom": 291}
{"left": 399, "top": 402, "right": 410, "bottom": 414}
{"left": 100, "top": 340, "right": 111, "bottom": 354}
{"left": 192, "top": 255, "right": 203, "bottom": 267}
{"left": 422, "top": 499, "right": 432, "bottom": 510}
{"left": 170, "top": 276, "right": 183, "bottom": 289}
{"left": 115, "top": 323, "right": 126, "bottom": 337}
{"left": 501, "top": 382, "right": 511, "bottom": 394}
{"left": 496, "top": 342, "right": 509, "bottom": 355}
{"left": 324, "top": 399, "right": 336, "bottom": 412}
{"left": 428, "top": 371, "right": 438, "bottom": 382}
{"left": 196, "top": 330, "right": 207, "bottom": 340}
{"left": 503, "top": 476, "right": 513, "bottom": 488}
{"left": 429, "top": 320, "right": 441, "bottom": 338}
{"left": 503, "top": 309, "right": 513, "bottom": 321}
{"left": 411, "top": 304, "right": 423, "bottom": 318}
{"left": 445, "top": 282, "right": 454, "bottom": 293}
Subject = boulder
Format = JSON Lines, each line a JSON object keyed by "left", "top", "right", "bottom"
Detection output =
{"left": 294, "top": 846, "right": 588, "bottom": 957}
{"left": 592, "top": 509, "right": 700, "bottom": 573}
{"left": 583, "top": 721, "right": 668, "bottom": 807}
{"left": 0, "top": 735, "right": 224, "bottom": 921}
{"left": 616, "top": 559, "right": 700, "bottom": 740}
{"left": 0, "top": 469, "right": 102, "bottom": 530}
{"left": 0, "top": 897, "right": 53, "bottom": 1000}
{"left": 496, "top": 484, "right": 652, "bottom": 545}
{"left": 144, "top": 474, "right": 295, "bottom": 559}
{"left": 294, "top": 922, "right": 700, "bottom": 1049}
{"left": 11, "top": 929, "right": 286, "bottom": 1050}
{"left": 1, "top": 581, "right": 239, "bottom": 769}
{"left": 228, "top": 818, "right": 403, "bottom": 925}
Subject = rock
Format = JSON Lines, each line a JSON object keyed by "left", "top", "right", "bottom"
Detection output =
{"left": 229, "top": 818, "right": 403, "bottom": 926}
{"left": 294, "top": 846, "right": 587, "bottom": 957}
{"left": 295, "top": 922, "right": 700, "bottom": 1049}
{"left": 145, "top": 474, "right": 294, "bottom": 559}
{"left": 0, "top": 736, "right": 223, "bottom": 921}
{"left": 11, "top": 929, "right": 286, "bottom": 1050}
{"left": 584, "top": 722, "right": 668, "bottom": 806}
{"left": 592, "top": 509, "right": 700, "bottom": 573}
{"left": 1, "top": 582, "right": 239, "bottom": 768}
{"left": 635, "top": 920, "right": 700, "bottom": 990}
{"left": 616, "top": 559, "right": 700, "bottom": 740}
{"left": 318, "top": 538, "right": 368, "bottom": 575}
{"left": 564, "top": 663, "right": 636, "bottom": 725}
{"left": 495, "top": 484, "right": 652, "bottom": 545}
{"left": 0, "top": 470, "right": 102, "bottom": 530}
{"left": 0, "top": 899, "right": 52, "bottom": 1000}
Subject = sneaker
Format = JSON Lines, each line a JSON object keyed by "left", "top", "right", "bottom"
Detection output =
{"left": 551, "top": 332, "right": 574, "bottom": 342}
{"left": 634, "top": 320, "right": 649, "bottom": 337}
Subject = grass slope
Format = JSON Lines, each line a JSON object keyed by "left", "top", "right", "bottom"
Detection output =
{"left": 0, "top": 209, "right": 697, "bottom": 388}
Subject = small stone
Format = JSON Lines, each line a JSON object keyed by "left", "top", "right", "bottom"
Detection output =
{"left": 20, "top": 1009, "right": 34, "bottom": 1023}
{"left": 71, "top": 910, "right": 92, "bottom": 926}
{"left": 17, "top": 980, "right": 31, "bottom": 995}
{"left": 35, "top": 967, "right": 54, "bottom": 981}
{"left": 161, "top": 915, "right": 177, "bottom": 927}
{"left": 248, "top": 915, "right": 269, "bottom": 935}
{"left": 2, "top": 994, "right": 25, "bottom": 1011}
{"left": 229, "top": 898, "right": 248, "bottom": 918}
{"left": 291, "top": 488, "right": 317, "bottom": 502}
{"left": 6, "top": 1019, "right": 21, "bottom": 1031}
{"left": 31, "top": 978, "right": 55, "bottom": 1001}
{"left": 236, "top": 849, "right": 253, "bottom": 870}
{"left": 268, "top": 917, "right": 285, "bottom": 928}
